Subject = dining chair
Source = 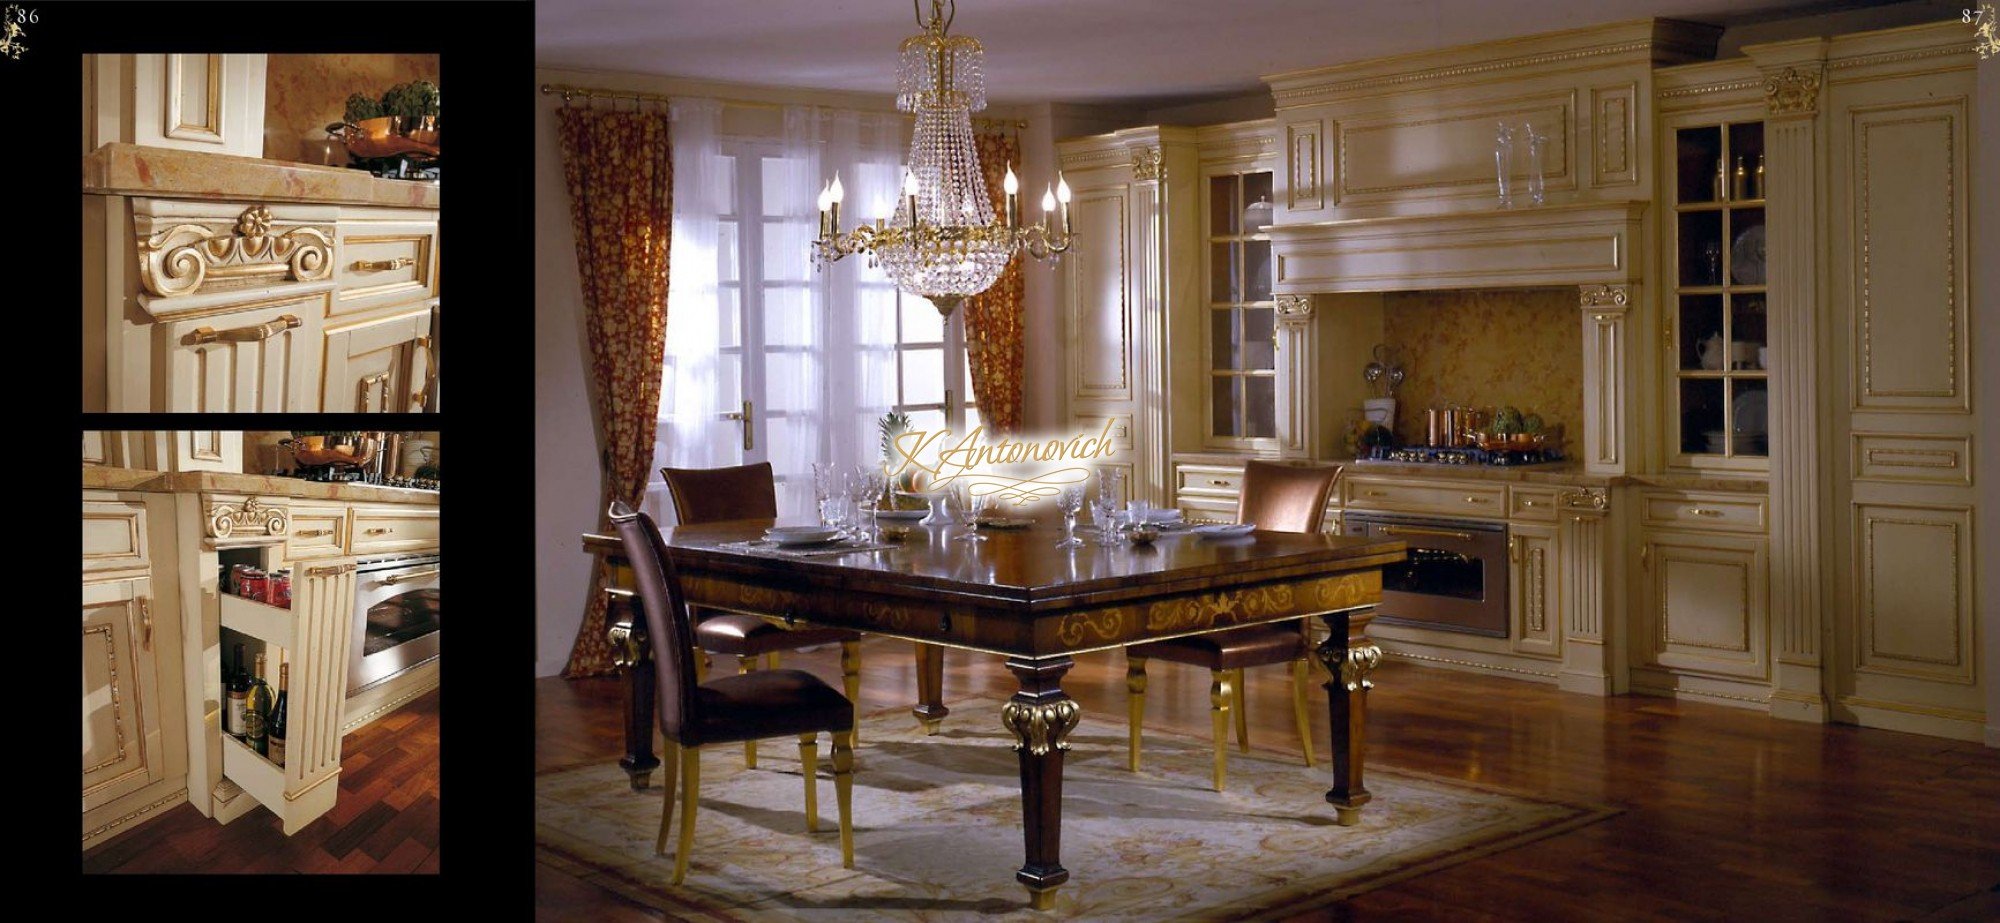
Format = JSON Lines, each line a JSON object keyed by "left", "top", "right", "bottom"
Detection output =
{"left": 609, "top": 501, "right": 856, "bottom": 884}
{"left": 661, "top": 462, "right": 865, "bottom": 767}
{"left": 1124, "top": 459, "right": 1343, "bottom": 791}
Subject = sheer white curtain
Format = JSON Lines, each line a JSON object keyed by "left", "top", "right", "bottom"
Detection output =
{"left": 651, "top": 97, "right": 726, "bottom": 524}
{"left": 650, "top": 100, "right": 905, "bottom": 522}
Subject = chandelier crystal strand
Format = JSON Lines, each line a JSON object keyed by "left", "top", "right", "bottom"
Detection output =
{"left": 813, "top": 0, "right": 1072, "bottom": 318}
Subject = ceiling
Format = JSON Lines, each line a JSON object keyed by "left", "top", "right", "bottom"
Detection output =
{"left": 534, "top": 0, "right": 1909, "bottom": 108}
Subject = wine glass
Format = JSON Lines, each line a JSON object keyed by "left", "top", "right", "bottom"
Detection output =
{"left": 847, "top": 467, "right": 882, "bottom": 542}
{"left": 1055, "top": 485, "right": 1086, "bottom": 548}
{"left": 951, "top": 483, "right": 989, "bottom": 542}
{"left": 1092, "top": 469, "right": 1120, "bottom": 541}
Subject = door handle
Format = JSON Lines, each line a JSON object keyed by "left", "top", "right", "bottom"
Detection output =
{"left": 294, "top": 528, "right": 333, "bottom": 538}
{"left": 719, "top": 400, "right": 754, "bottom": 451}
{"left": 411, "top": 335, "right": 437, "bottom": 410}
{"left": 352, "top": 257, "right": 415, "bottom": 272}
{"left": 139, "top": 596, "right": 153, "bottom": 651}
{"left": 1508, "top": 536, "right": 1520, "bottom": 563}
{"left": 1379, "top": 525, "right": 1475, "bottom": 542}
{"left": 364, "top": 527, "right": 393, "bottom": 535}
{"left": 188, "top": 314, "right": 301, "bottom": 345}
{"left": 359, "top": 371, "right": 391, "bottom": 413}
{"left": 1641, "top": 545, "right": 1651, "bottom": 571}
{"left": 944, "top": 389, "right": 956, "bottom": 422}
{"left": 380, "top": 567, "right": 441, "bottom": 585}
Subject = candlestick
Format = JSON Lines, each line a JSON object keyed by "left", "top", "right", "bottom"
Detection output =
{"left": 1003, "top": 164, "right": 1020, "bottom": 230}
{"left": 903, "top": 169, "right": 920, "bottom": 228}
{"left": 828, "top": 174, "right": 845, "bottom": 235}
{"left": 1055, "top": 173, "right": 1072, "bottom": 235}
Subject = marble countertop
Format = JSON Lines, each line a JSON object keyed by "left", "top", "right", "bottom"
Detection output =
{"left": 82, "top": 143, "right": 440, "bottom": 210}
{"left": 83, "top": 466, "right": 440, "bottom": 505}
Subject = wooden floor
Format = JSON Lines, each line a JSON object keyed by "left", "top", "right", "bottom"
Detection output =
{"left": 537, "top": 637, "right": 2000, "bottom": 921}
{"left": 83, "top": 688, "right": 441, "bottom": 874}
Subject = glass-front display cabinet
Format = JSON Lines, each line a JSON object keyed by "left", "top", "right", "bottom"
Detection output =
{"left": 1204, "top": 169, "right": 1277, "bottom": 448}
{"left": 1668, "top": 119, "right": 1768, "bottom": 468}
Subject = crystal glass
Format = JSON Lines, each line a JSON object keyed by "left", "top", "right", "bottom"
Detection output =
{"left": 846, "top": 468, "right": 881, "bottom": 542}
{"left": 951, "top": 483, "right": 988, "bottom": 542}
{"left": 1091, "top": 493, "right": 1118, "bottom": 542}
{"left": 1055, "top": 485, "right": 1085, "bottom": 548}
{"left": 811, "top": 462, "right": 835, "bottom": 506}
{"left": 819, "top": 495, "right": 851, "bottom": 536}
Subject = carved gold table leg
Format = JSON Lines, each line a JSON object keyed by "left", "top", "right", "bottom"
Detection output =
{"left": 1002, "top": 656, "right": 1079, "bottom": 911}
{"left": 912, "top": 641, "right": 950, "bottom": 735}
{"left": 607, "top": 604, "right": 660, "bottom": 791}
{"left": 1315, "top": 609, "right": 1381, "bottom": 826}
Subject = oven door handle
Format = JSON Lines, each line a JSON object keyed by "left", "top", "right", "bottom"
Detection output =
{"left": 377, "top": 567, "right": 441, "bottom": 586}
{"left": 1378, "top": 525, "right": 1476, "bottom": 543}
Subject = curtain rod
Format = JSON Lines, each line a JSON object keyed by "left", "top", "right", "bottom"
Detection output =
{"left": 537, "top": 83, "right": 1028, "bottom": 129}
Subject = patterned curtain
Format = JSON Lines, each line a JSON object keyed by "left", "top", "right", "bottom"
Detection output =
{"left": 556, "top": 107, "right": 673, "bottom": 678}
{"left": 965, "top": 128, "right": 1026, "bottom": 434}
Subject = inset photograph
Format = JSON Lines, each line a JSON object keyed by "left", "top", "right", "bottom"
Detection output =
{"left": 83, "top": 53, "right": 440, "bottom": 412}
{"left": 83, "top": 430, "right": 440, "bottom": 872}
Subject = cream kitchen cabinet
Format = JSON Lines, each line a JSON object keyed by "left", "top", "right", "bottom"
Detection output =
{"left": 321, "top": 301, "right": 437, "bottom": 413}
{"left": 156, "top": 290, "right": 321, "bottom": 413}
{"left": 1509, "top": 522, "right": 1561, "bottom": 659}
{"left": 1635, "top": 528, "right": 1769, "bottom": 689}
{"left": 83, "top": 491, "right": 187, "bottom": 852}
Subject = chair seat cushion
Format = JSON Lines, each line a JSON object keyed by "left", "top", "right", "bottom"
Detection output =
{"left": 694, "top": 610, "right": 861, "bottom": 656}
{"left": 1128, "top": 624, "right": 1306, "bottom": 671}
{"left": 685, "top": 669, "right": 855, "bottom": 747}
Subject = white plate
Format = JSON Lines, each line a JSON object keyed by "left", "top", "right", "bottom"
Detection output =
{"left": 1732, "top": 387, "right": 1768, "bottom": 437}
{"left": 872, "top": 509, "right": 928, "bottom": 521}
{"left": 1731, "top": 224, "right": 1766, "bottom": 285}
{"left": 1194, "top": 523, "right": 1258, "bottom": 539}
{"left": 764, "top": 526, "right": 841, "bottom": 546}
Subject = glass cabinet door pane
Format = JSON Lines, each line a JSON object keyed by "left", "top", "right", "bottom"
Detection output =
{"left": 1243, "top": 240, "right": 1272, "bottom": 302}
{"left": 1728, "top": 207, "right": 1766, "bottom": 286}
{"left": 1730, "top": 379, "right": 1768, "bottom": 457}
{"left": 1679, "top": 378, "right": 1726, "bottom": 455}
{"left": 1210, "top": 175, "right": 1238, "bottom": 236}
{"left": 1728, "top": 122, "right": 1766, "bottom": 199}
{"left": 1212, "top": 379, "right": 1240, "bottom": 437}
{"left": 1678, "top": 211, "right": 1724, "bottom": 287}
{"left": 1210, "top": 242, "right": 1236, "bottom": 303}
{"left": 1242, "top": 307, "right": 1275, "bottom": 370}
{"left": 1675, "top": 125, "right": 1723, "bottom": 203}
{"left": 1731, "top": 294, "right": 1768, "bottom": 363}
{"left": 1211, "top": 309, "right": 1239, "bottom": 371}
{"left": 1244, "top": 377, "right": 1276, "bottom": 438}
{"left": 1242, "top": 172, "right": 1273, "bottom": 212}
{"left": 1678, "top": 294, "right": 1724, "bottom": 371}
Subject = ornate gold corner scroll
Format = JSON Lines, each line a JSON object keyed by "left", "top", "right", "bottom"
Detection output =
{"left": 1129, "top": 146, "right": 1163, "bottom": 181}
{"left": 1578, "top": 283, "right": 1632, "bottom": 312}
{"left": 1001, "top": 697, "right": 1080, "bottom": 756}
{"left": 1763, "top": 66, "right": 1823, "bottom": 116}
{"left": 1315, "top": 640, "right": 1383, "bottom": 692}
{"left": 206, "top": 497, "right": 288, "bottom": 539}
{"left": 1558, "top": 487, "right": 1610, "bottom": 513}
{"left": 1275, "top": 294, "right": 1315, "bottom": 329}
{"left": 138, "top": 205, "right": 334, "bottom": 298}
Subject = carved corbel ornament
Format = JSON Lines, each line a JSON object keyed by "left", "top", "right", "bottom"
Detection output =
{"left": 1578, "top": 284, "right": 1632, "bottom": 316}
{"left": 1000, "top": 697, "right": 1081, "bottom": 756}
{"left": 1315, "top": 640, "right": 1383, "bottom": 692}
{"left": 207, "top": 497, "right": 288, "bottom": 539}
{"left": 138, "top": 204, "right": 334, "bottom": 298}
{"left": 605, "top": 611, "right": 648, "bottom": 670}
{"left": 1274, "top": 294, "right": 1315, "bottom": 329}
{"left": 1558, "top": 487, "right": 1610, "bottom": 514}
{"left": 1129, "top": 146, "right": 1163, "bottom": 181}
{"left": 1762, "top": 66, "right": 1823, "bottom": 117}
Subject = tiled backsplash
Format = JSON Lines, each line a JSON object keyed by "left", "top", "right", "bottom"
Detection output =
{"left": 1379, "top": 288, "right": 1583, "bottom": 450}
{"left": 263, "top": 54, "right": 440, "bottom": 163}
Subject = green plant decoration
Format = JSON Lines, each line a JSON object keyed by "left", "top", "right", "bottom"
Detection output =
{"left": 343, "top": 93, "right": 383, "bottom": 124}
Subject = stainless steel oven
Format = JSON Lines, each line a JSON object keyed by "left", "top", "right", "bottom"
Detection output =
{"left": 348, "top": 553, "right": 440, "bottom": 693}
{"left": 1343, "top": 512, "right": 1508, "bottom": 638}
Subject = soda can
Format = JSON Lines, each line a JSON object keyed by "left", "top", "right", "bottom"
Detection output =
{"left": 241, "top": 568, "right": 268, "bottom": 602}
{"left": 269, "top": 570, "right": 292, "bottom": 609}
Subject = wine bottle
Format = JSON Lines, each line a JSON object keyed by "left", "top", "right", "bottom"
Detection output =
{"left": 226, "top": 643, "right": 248, "bottom": 738}
{"left": 245, "top": 652, "right": 273, "bottom": 756}
{"left": 267, "top": 663, "right": 289, "bottom": 768}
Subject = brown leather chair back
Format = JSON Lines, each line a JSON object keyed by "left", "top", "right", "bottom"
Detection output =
{"left": 608, "top": 501, "right": 702, "bottom": 744}
{"left": 1237, "top": 460, "right": 1342, "bottom": 534}
{"left": 661, "top": 462, "right": 778, "bottom": 525}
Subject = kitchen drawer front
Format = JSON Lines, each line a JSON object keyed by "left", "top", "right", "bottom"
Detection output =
{"left": 1508, "top": 487, "right": 1561, "bottom": 521}
{"left": 84, "top": 494, "right": 150, "bottom": 576}
{"left": 334, "top": 217, "right": 438, "bottom": 314}
{"left": 1175, "top": 464, "right": 1244, "bottom": 498}
{"left": 1640, "top": 491, "right": 1767, "bottom": 533}
{"left": 1342, "top": 478, "right": 1506, "bottom": 517}
{"left": 285, "top": 501, "right": 350, "bottom": 560}
{"left": 349, "top": 506, "right": 440, "bottom": 555}
{"left": 1177, "top": 496, "right": 1238, "bottom": 525}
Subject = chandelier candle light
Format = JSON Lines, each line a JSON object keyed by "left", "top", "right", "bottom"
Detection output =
{"left": 812, "top": 0, "right": 1074, "bottom": 318}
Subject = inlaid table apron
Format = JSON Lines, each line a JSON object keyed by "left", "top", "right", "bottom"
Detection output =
{"left": 648, "top": 517, "right": 1403, "bottom": 909}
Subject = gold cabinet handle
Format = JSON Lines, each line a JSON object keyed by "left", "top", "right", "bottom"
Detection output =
{"left": 188, "top": 314, "right": 300, "bottom": 345}
{"left": 1641, "top": 545, "right": 1652, "bottom": 570}
{"left": 139, "top": 596, "right": 153, "bottom": 651}
{"left": 1465, "top": 496, "right": 1492, "bottom": 504}
{"left": 1365, "top": 490, "right": 1387, "bottom": 498}
{"left": 1520, "top": 499, "right": 1539, "bottom": 507}
{"left": 294, "top": 528, "right": 333, "bottom": 538}
{"left": 1208, "top": 478, "right": 1231, "bottom": 487}
{"left": 364, "top": 527, "right": 393, "bottom": 535}
{"left": 411, "top": 335, "right": 437, "bottom": 410}
{"left": 380, "top": 567, "right": 440, "bottom": 586}
{"left": 352, "top": 257, "right": 415, "bottom": 272}
{"left": 1508, "top": 536, "right": 1521, "bottom": 562}
{"left": 308, "top": 562, "right": 358, "bottom": 577}
{"left": 1379, "top": 525, "right": 1474, "bottom": 542}
{"left": 1688, "top": 508, "right": 1722, "bottom": 517}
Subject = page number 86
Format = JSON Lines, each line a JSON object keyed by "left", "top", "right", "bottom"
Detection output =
{"left": 5, "top": 6, "right": 31, "bottom": 23}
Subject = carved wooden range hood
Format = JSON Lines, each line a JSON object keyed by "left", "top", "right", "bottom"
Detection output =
{"left": 1261, "top": 18, "right": 1718, "bottom": 296}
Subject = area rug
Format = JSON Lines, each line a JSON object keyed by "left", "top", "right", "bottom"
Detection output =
{"left": 536, "top": 697, "right": 1615, "bottom": 921}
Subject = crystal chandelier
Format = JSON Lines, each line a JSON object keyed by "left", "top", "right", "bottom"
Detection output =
{"left": 812, "top": 0, "right": 1073, "bottom": 318}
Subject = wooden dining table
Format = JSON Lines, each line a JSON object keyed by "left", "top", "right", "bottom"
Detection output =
{"left": 584, "top": 515, "right": 1403, "bottom": 909}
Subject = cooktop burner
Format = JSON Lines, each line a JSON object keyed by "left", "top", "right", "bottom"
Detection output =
{"left": 278, "top": 469, "right": 440, "bottom": 490}
{"left": 1359, "top": 445, "right": 1565, "bottom": 467}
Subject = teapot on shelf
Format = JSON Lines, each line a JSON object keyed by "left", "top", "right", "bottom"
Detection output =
{"left": 1698, "top": 332, "right": 1726, "bottom": 370}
